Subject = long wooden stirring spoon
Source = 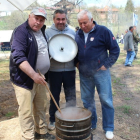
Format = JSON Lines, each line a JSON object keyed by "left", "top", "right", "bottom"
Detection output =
{"left": 37, "top": 69, "right": 61, "bottom": 113}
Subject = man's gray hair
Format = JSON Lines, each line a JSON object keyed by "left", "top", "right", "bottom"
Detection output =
{"left": 77, "top": 9, "right": 93, "bottom": 20}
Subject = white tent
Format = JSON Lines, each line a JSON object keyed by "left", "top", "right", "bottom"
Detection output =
{"left": 0, "top": 0, "right": 16, "bottom": 11}
{"left": 0, "top": 30, "right": 13, "bottom": 42}
{"left": 0, "top": 0, "right": 36, "bottom": 11}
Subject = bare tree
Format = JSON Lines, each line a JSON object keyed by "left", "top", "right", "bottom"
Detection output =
{"left": 26, "top": 1, "right": 41, "bottom": 10}
{"left": 0, "top": 11, "right": 28, "bottom": 30}
{"left": 44, "top": 0, "right": 83, "bottom": 24}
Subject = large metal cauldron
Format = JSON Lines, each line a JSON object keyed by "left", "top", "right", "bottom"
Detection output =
{"left": 55, "top": 107, "right": 92, "bottom": 140}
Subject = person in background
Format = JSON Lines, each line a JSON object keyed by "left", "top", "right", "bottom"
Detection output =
{"left": 75, "top": 9, "right": 120, "bottom": 140}
{"left": 45, "top": 9, "right": 76, "bottom": 131}
{"left": 124, "top": 26, "right": 135, "bottom": 67}
{"left": 75, "top": 26, "right": 79, "bottom": 32}
{"left": 123, "top": 29, "right": 128, "bottom": 40}
{"left": 116, "top": 33, "right": 119, "bottom": 44}
{"left": 132, "top": 26, "right": 140, "bottom": 59}
{"left": 121, "top": 33, "right": 124, "bottom": 44}
{"left": 9, "top": 7, "right": 55, "bottom": 140}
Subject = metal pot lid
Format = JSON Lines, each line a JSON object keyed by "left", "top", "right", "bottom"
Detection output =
{"left": 48, "top": 34, "right": 78, "bottom": 62}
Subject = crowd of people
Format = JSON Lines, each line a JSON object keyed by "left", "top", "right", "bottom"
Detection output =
{"left": 11, "top": 6, "right": 140, "bottom": 140}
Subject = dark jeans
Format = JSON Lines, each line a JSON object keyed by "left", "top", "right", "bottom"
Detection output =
{"left": 48, "top": 70, "right": 76, "bottom": 122}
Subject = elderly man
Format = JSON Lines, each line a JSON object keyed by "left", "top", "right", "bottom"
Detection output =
{"left": 124, "top": 26, "right": 135, "bottom": 67}
{"left": 75, "top": 10, "right": 120, "bottom": 140}
{"left": 9, "top": 7, "right": 55, "bottom": 140}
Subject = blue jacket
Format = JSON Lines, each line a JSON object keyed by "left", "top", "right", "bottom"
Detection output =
{"left": 9, "top": 20, "right": 47, "bottom": 89}
{"left": 75, "top": 21, "right": 120, "bottom": 77}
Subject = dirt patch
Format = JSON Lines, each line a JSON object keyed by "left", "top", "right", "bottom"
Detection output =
{"left": 0, "top": 49, "right": 140, "bottom": 139}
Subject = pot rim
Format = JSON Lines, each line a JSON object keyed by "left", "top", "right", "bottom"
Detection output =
{"left": 55, "top": 107, "right": 92, "bottom": 122}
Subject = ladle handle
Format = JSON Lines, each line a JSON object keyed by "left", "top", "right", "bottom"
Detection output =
{"left": 37, "top": 69, "right": 61, "bottom": 113}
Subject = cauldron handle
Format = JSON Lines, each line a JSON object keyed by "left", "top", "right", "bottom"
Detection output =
{"left": 60, "top": 123, "right": 75, "bottom": 128}
{"left": 57, "top": 120, "right": 75, "bottom": 128}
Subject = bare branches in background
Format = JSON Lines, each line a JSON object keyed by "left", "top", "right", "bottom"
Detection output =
{"left": 44, "top": 0, "right": 83, "bottom": 24}
{"left": 0, "top": 0, "right": 140, "bottom": 36}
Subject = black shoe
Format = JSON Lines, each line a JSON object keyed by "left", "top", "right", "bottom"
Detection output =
{"left": 126, "top": 64, "right": 134, "bottom": 67}
{"left": 35, "top": 132, "right": 55, "bottom": 140}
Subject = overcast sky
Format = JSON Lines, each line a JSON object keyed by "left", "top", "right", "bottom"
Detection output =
{"left": 37, "top": 0, "right": 140, "bottom": 7}
{"left": 0, "top": 0, "right": 140, "bottom": 11}
{"left": 86, "top": 0, "right": 140, "bottom": 7}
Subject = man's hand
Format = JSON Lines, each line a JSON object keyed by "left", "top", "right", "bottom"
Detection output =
{"left": 97, "top": 65, "right": 107, "bottom": 71}
{"left": 32, "top": 73, "right": 46, "bottom": 85}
